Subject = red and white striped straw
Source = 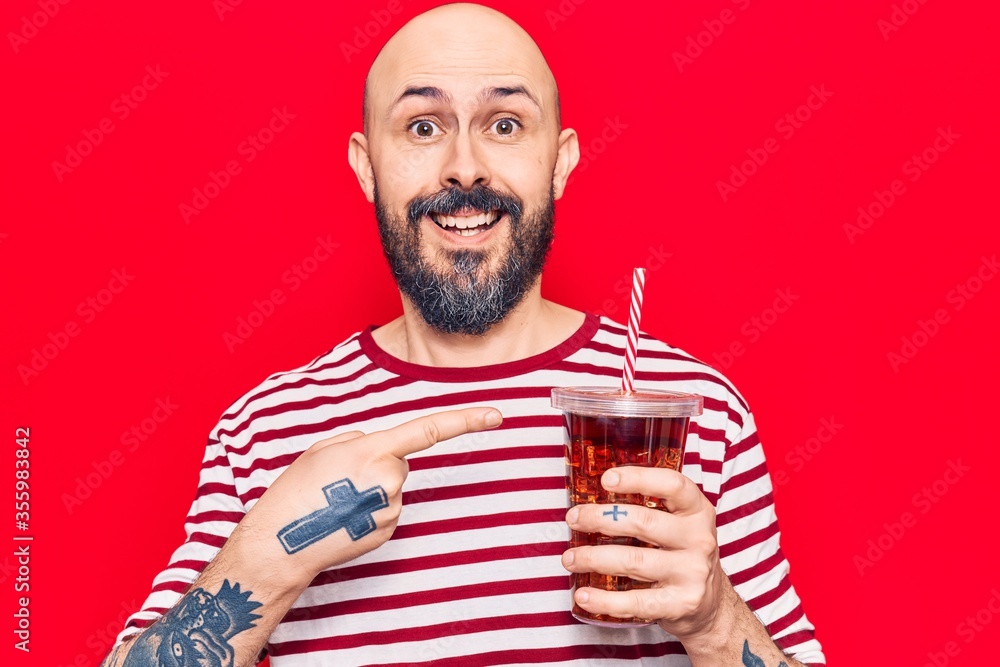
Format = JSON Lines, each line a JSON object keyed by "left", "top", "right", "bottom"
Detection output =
{"left": 621, "top": 267, "right": 647, "bottom": 393}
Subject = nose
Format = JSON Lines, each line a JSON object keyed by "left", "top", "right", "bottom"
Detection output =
{"left": 439, "top": 128, "right": 490, "bottom": 191}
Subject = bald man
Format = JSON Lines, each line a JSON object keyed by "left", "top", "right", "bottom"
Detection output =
{"left": 105, "top": 4, "right": 824, "bottom": 666}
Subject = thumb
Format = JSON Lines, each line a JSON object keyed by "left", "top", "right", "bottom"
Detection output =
{"left": 308, "top": 430, "right": 366, "bottom": 451}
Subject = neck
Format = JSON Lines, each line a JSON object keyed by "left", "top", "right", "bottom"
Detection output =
{"left": 371, "top": 286, "right": 585, "bottom": 367}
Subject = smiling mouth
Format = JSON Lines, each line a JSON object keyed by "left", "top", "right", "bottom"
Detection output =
{"left": 429, "top": 209, "right": 503, "bottom": 237}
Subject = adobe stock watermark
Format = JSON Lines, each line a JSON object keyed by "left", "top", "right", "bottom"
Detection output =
{"left": 179, "top": 106, "right": 296, "bottom": 223}
{"left": 887, "top": 254, "right": 996, "bottom": 372}
{"left": 340, "top": 0, "right": 404, "bottom": 63}
{"left": 878, "top": 0, "right": 930, "bottom": 41}
{"left": 853, "top": 458, "right": 970, "bottom": 576}
{"left": 594, "top": 244, "right": 671, "bottom": 319}
{"left": 718, "top": 416, "right": 844, "bottom": 529}
{"left": 7, "top": 0, "right": 71, "bottom": 54}
{"left": 61, "top": 397, "right": 180, "bottom": 514}
{"left": 711, "top": 288, "right": 799, "bottom": 370}
{"left": 0, "top": 552, "right": 24, "bottom": 586}
{"left": 770, "top": 417, "right": 844, "bottom": 488}
{"left": 544, "top": 0, "right": 588, "bottom": 31}
{"left": 52, "top": 65, "right": 169, "bottom": 182}
{"left": 672, "top": 0, "right": 753, "bottom": 73}
{"left": 55, "top": 598, "right": 137, "bottom": 667}
{"left": 564, "top": 116, "right": 628, "bottom": 187}
{"left": 922, "top": 588, "right": 1000, "bottom": 667}
{"left": 17, "top": 268, "right": 135, "bottom": 386}
{"left": 844, "top": 126, "right": 959, "bottom": 243}
{"left": 716, "top": 85, "right": 833, "bottom": 202}
{"left": 213, "top": 0, "right": 245, "bottom": 21}
{"left": 223, "top": 235, "right": 339, "bottom": 352}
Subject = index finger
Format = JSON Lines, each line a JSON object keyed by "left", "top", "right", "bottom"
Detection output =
{"left": 601, "top": 466, "right": 706, "bottom": 515}
{"left": 379, "top": 407, "right": 503, "bottom": 459}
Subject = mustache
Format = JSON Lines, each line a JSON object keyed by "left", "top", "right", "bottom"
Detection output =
{"left": 407, "top": 185, "right": 524, "bottom": 227}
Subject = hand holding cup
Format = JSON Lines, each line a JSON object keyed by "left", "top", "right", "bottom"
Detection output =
{"left": 561, "top": 464, "right": 727, "bottom": 640}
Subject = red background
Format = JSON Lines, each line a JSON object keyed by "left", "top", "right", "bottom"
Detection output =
{"left": 3, "top": 1, "right": 998, "bottom": 665}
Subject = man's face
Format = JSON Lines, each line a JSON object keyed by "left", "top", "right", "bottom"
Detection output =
{"left": 355, "top": 8, "right": 570, "bottom": 335}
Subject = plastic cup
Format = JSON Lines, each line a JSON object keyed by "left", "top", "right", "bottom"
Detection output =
{"left": 551, "top": 386, "right": 703, "bottom": 627}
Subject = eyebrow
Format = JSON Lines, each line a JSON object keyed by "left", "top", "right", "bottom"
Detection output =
{"left": 389, "top": 84, "right": 541, "bottom": 113}
{"left": 393, "top": 86, "right": 452, "bottom": 109}
{"left": 479, "top": 85, "right": 541, "bottom": 110}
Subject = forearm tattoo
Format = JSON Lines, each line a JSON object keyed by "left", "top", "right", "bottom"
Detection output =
{"left": 277, "top": 478, "right": 389, "bottom": 553}
{"left": 121, "top": 580, "right": 262, "bottom": 667}
{"left": 742, "top": 639, "right": 789, "bottom": 667}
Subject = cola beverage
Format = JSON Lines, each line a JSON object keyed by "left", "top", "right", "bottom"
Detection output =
{"left": 552, "top": 387, "right": 703, "bottom": 627}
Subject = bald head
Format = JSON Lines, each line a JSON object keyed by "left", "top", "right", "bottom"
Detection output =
{"left": 345, "top": 3, "right": 582, "bottom": 333}
{"left": 362, "top": 3, "right": 560, "bottom": 134}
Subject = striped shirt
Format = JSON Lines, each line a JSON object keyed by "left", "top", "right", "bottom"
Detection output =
{"left": 119, "top": 314, "right": 825, "bottom": 665}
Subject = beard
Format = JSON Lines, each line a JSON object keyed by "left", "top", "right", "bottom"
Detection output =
{"left": 374, "top": 179, "right": 556, "bottom": 336}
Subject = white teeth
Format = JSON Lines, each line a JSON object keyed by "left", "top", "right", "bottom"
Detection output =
{"left": 432, "top": 211, "right": 498, "bottom": 230}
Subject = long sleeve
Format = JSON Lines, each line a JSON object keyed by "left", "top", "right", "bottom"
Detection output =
{"left": 115, "top": 436, "right": 246, "bottom": 642}
{"left": 715, "top": 411, "right": 826, "bottom": 664}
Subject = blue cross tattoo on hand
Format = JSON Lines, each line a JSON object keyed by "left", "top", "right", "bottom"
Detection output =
{"left": 603, "top": 505, "right": 628, "bottom": 521}
{"left": 277, "top": 478, "right": 389, "bottom": 554}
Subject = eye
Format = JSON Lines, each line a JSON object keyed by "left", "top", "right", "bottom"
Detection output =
{"left": 492, "top": 118, "right": 520, "bottom": 136}
{"left": 409, "top": 120, "right": 440, "bottom": 138}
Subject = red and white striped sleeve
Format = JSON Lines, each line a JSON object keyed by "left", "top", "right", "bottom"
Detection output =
{"left": 715, "top": 411, "right": 826, "bottom": 665}
{"left": 115, "top": 436, "right": 246, "bottom": 644}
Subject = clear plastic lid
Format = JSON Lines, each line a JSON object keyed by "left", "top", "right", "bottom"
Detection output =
{"left": 551, "top": 386, "right": 703, "bottom": 418}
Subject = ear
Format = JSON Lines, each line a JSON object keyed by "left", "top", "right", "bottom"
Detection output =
{"left": 551, "top": 128, "right": 580, "bottom": 200}
{"left": 348, "top": 131, "right": 375, "bottom": 203}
